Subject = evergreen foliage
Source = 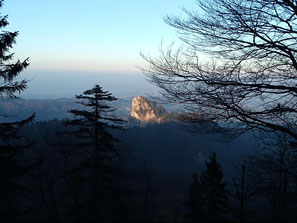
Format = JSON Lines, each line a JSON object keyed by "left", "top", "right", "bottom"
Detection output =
{"left": 0, "top": 1, "right": 30, "bottom": 99}
{"left": 184, "top": 173, "right": 204, "bottom": 221}
{"left": 0, "top": 0, "right": 35, "bottom": 221}
{"left": 185, "top": 152, "right": 229, "bottom": 222}
{"left": 62, "top": 85, "right": 125, "bottom": 221}
{"left": 64, "top": 84, "right": 125, "bottom": 175}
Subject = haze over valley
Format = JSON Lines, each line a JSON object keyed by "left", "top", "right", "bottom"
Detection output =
{"left": 20, "top": 70, "right": 157, "bottom": 99}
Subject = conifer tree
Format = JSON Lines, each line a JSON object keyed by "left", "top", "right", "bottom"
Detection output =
{"left": 184, "top": 173, "right": 204, "bottom": 222}
{"left": 63, "top": 85, "right": 125, "bottom": 221}
{"left": 0, "top": 0, "right": 35, "bottom": 221}
{"left": 185, "top": 153, "right": 228, "bottom": 222}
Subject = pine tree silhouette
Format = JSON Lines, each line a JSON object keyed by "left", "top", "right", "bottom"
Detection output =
{"left": 0, "top": 0, "right": 35, "bottom": 221}
{"left": 185, "top": 153, "right": 228, "bottom": 222}
{"left": 63, "top": 85, "right": 125, "bottom": 221}
{"left": 184, "top": 173, "right": 204, "bottom": 222}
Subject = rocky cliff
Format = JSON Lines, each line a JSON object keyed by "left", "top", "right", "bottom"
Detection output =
{"left": 129, "top": 96, "right": 168, "bottom": 125}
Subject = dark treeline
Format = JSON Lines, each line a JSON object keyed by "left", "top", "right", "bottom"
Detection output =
{"left": 2, "top": 114, "right": 297, "bottom": 222}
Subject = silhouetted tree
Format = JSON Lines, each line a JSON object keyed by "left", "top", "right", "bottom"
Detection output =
{"left": 246, "top": 135, "right": 297, "bottom": 222}
{"left": 230, "top": 164, "right": 257, "bottom": 222}
{"left": 142, "top": 0, "right": 297, "bottom": 141}
{"left": 0, "top": 0, "right": 35, "bottom": 221}
{"left": 184, "top": 173, "right": 204, "bottom": 222}
{"left": 63, "top": 85, "right": 125, "bottom": 222}
{"left": 185, "top": 153, "right": 228, "bottom": 222}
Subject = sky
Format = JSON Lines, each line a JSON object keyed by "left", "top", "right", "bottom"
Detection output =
{"left": 3, "top": 0, "right": 196, "bottom": 72}
{"left": 2, "top": 0, "right": 197, "bottom": 98}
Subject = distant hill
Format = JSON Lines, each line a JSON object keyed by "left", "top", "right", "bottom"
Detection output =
{"left": 0, "top": 97, "right": 133, "bottom": 122}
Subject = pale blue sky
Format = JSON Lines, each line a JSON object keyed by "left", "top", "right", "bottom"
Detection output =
{"left": 3, "top": 0, "right": 196, "bottom": 72}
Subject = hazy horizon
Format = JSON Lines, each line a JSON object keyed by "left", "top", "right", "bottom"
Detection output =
{"left": 19, "top": 69, "right": 158, "bottom": 99}
{"left": 1, "top": 1, "right": 198, "bottom": 100}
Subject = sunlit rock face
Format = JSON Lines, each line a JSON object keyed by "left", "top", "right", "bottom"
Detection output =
{"left": 129, "top": 96, "right": 168, "bottom": 125}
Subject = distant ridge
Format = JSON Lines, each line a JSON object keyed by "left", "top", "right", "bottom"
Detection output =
{"left": 0, "top": 97, "right": 132, "bottom": 122}
{"left": 0, "top": 96, "right": 182, "bottom": 123}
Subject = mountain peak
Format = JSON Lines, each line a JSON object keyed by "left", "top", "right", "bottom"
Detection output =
{"left": 130, "top": 96, "right": 168, "bottom": 124}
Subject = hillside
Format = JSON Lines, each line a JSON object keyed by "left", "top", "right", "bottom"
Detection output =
{"left": 0, "top": 97, "right": 133, "bottom": 122}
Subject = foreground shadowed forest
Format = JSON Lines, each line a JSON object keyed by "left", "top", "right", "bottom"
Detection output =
{"left": 3, "top": 116, "right": 297, "bottom": 222}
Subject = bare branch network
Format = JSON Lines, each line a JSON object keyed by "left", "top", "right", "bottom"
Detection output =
{"left": 142, "top": 0, "right": 297, "bottom": 140}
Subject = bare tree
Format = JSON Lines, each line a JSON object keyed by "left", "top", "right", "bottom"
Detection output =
{"left": 246, "top": 134, "right": 297, "bottom": 221}
{"left": 142, "top": 0, "right": 297, "bottom": 140}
